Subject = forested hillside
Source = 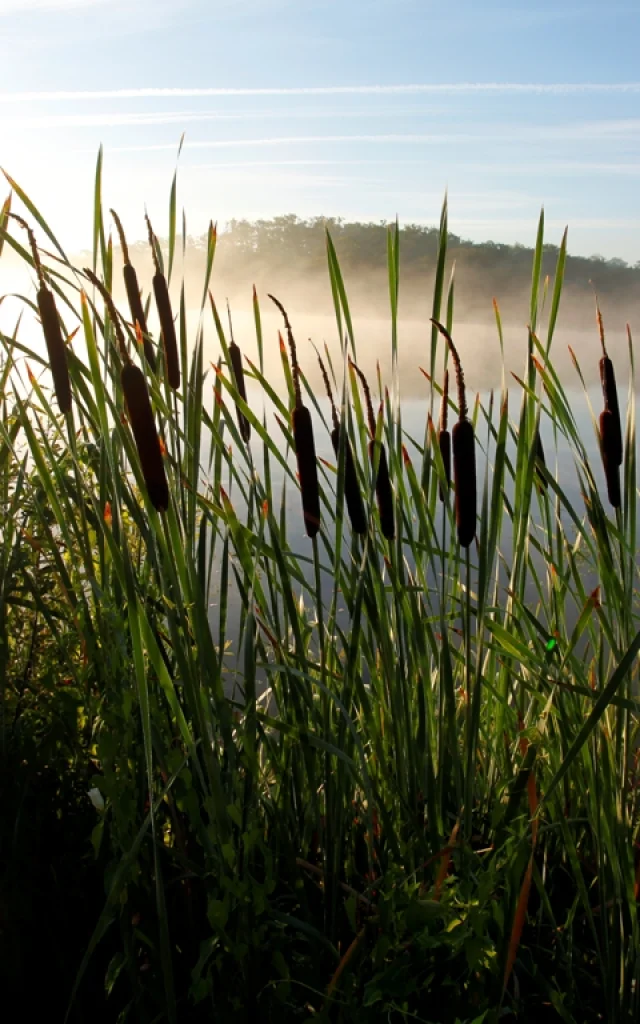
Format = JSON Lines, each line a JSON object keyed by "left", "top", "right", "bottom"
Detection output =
{"left": 118, "top": 215, "right": 640, "bottom": 327}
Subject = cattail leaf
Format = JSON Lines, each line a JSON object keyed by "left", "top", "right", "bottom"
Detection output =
{"left": 200, "top": 221, "right": 216, "bottom": 313}
{"left": 168, "top": 170, "right": 178, "bottom": 285}
{"left": 445, "top": 260, "right": 456, "bottom": 337}
{"left": 252, "top": 283, "right": 264, "bottom": 376}
{"left": 326, "top": 229, "right": 356, "bottom": 359}
{"left": 92, "top": 145, "right": 107, "bottom": 276}
{"left": 546, "top": 225, "right": 567, "bottom": 355}
{"left": 0, "top": 192, "right": 11, "bottom": 259}
{"left": 503, "top": 855, "right": 534, "bottom": 992}
{"left": 530, "top": 207, "right": 544, "bottom": 334}
{"left": 430, "top": 193, "right": 448, "bottom": 391}
{"left": 2, "top": 169, "right": 70, "bottom": 267}
{"left": 543, "top": 626, "right": 640, "bottom": 808}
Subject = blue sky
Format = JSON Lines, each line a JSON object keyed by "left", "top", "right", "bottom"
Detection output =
{"left": 2, "top": 0, "right": 640, "bottom": 260}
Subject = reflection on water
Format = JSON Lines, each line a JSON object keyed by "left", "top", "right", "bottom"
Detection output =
{"left": 207, "top": 363, "right": 636, "bottom": 687}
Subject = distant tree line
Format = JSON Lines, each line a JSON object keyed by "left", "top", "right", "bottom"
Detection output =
{"left": 121, "top": 215, "right": 640, "bottom": 325}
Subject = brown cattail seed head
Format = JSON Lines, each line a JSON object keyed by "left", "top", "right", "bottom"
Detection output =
{"left": 11, "top": 213, "right": 71, "bottom": 413}
{"left": 112, "top": 210, "right": 153, "bottom": 365}
{"left": 228, "top": 341, "right": 250, "bottom": 443}
{"left": 599, "top": 356, "right": 622, "bottom": 466}
{"left": 292, "top": 405, "right": 320, "bottom": 537}
{"left": 331, "top": 424, "right": 366, "bottom": 535}
{"left": 123, "top": 263, "right": 155, "bottom": 371}
{"left": 452, "top": 418, "right": 476, "bottom": 547}
{"left": 600, "top": 409, "right": 621, "bottom": 508}
{"left": 121, "top": 363, "right": 169, "bottom": 511}
{"left": 152, "top": 272, "right": 180, "bottom": 389}
{"left": 37, "top": 286, "right": 72, "bottom": 414}
{"left": 369, "top": 440, "right": 394, "bottom": 540}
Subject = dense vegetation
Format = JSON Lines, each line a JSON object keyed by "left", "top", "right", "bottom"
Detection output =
{"left": 1, "top": 162, "right": 639, "bottom": 1023}
{"left": 178, "top": 215, "right": 640, "bottom": 324}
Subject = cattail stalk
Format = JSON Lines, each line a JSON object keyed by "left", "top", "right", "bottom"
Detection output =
{"left": 146, "top": 215, "right": 180, "bottom": 390}
{"left": 12, "top": 214, "right": 71, "bottom": 414}
{"left": 110, "top": 208, "right": 156, "bottom": 372}
{"left": 269, "top": 295, "right": 320, "bottom": 537}
{"left": 226, "top": 300, "right": 251, "bottom": 443}
{"left": 596, "top": 302, "right": 623, "bottom": 467}
{"left": 350, "top": 359, "right": 394, "bottom": 540}
{"left": 432, "top": 320, "right": 476, "bottom": 548}
{"left": 84, "top": 268, "right": 169, "bottom": 512}
{"left": 316, "top": 347, "right": 366, "bottom": 535}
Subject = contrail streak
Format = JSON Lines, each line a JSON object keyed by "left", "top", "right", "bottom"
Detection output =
{"left": 2, "top": 82, "right": 640, "bottom": 102}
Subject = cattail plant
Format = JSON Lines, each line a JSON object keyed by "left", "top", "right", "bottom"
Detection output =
{"left": 315, "top": 346, "right": 366, "bottom": 535}
{"left": 350, "top": 359, "right": 394, "bottom": 540}
{"left": 146, "top": 214, "right": 180, "bottom": 390}
{"left": 432, "top": 320, "right": 476, "bottom": 548}
{"left": 12, "top": 214, "right": 71, "bottom": 414}
{"left": 269, "top": 294, "right": 320, "bottom": 538}
{"left": 226, "top": 300, "right": 251, "bottom": 443}
{"left": 84, "top": 268, "right": 169, "bottom": 512}
{"left": 438, "top": 368, "right": 451, "bottom": 501}
{"left": 110, "top": 208, "right": 156, "bottom": 372}
{"left": 596, "top": 302, "right": 623, "bottom": 468}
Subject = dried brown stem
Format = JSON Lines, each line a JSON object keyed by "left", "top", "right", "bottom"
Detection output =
{"left": 110, "top": 208, "right": 130, "bottom": 264}
{"left": 349, "top": 358, "right": 376, "bottom": 437}
{"left": 440, "top": 368, "right": 449, "bottom": 432}
{"left": 431, "top": 319, "right": 467, "bottom": 421}
{"left": 84, "top": 268, "right": 129, "bottom": 363}
{"left": 268, "top": 293, "right": 302, "bottom": 407}
{"left": 10, "top": 212, "right": 45, "bottom": 287}
{"left": 310, "top": 340, "right": 338, "bottom": 430}
{"left": 145, "top": 213, "right": 161, "bottom": 274}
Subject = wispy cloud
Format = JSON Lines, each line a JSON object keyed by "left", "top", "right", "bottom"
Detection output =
{"left": 5, "top": 107, "right": 443, "bottom": 128}
{"left": 95, "top": 123, "right": 640, "bottom": 153}
{"left": 102, "top": 135, "right": 490, "bottom": 153}
{"left": 186, "top": 159, "right": 640, "bottom": 176}
{"left": 0, "top": 0, "right": 107, "bottom": 13}
{"left": 3, "top": 82, "right": 640, "bottom": 103}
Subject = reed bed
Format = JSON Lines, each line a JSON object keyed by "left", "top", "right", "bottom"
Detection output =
{"left": 1, "top": 164, "right": 640, "bottom": 1024}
